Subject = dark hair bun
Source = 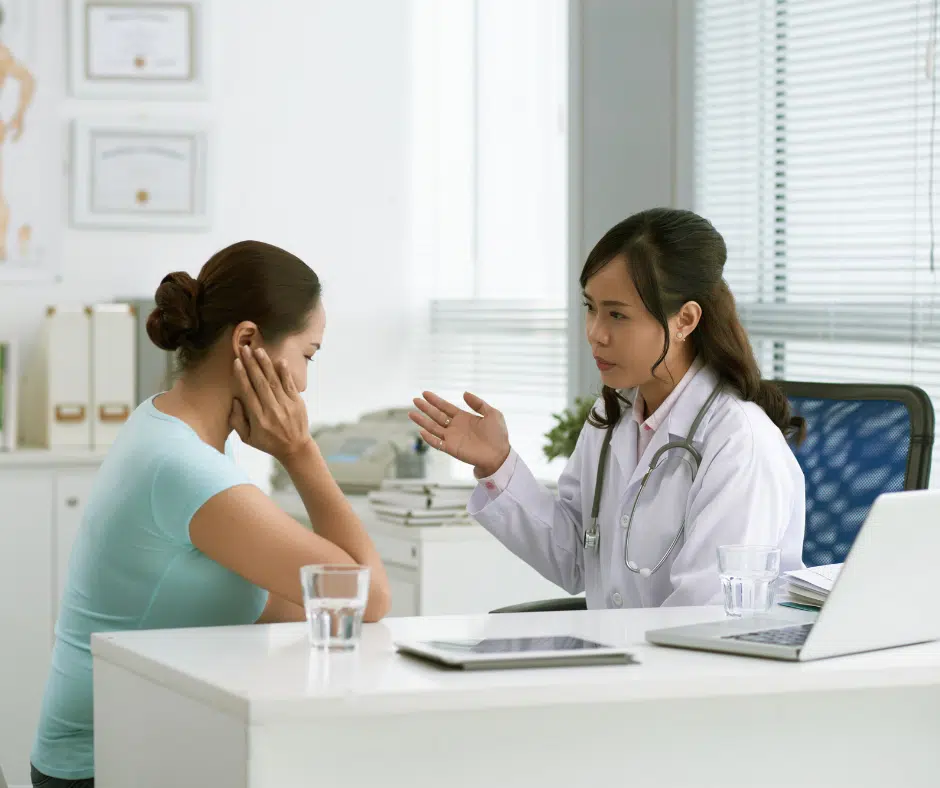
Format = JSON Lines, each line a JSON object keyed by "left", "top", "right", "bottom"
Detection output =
{"left": 146, "top": 271, "right": 202, "bottom": 351}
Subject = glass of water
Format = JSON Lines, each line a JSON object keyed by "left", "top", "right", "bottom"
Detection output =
{"left": 299, "top": 564, "right": 371, "bottom": 650}
{"left": 717, "top": 545, "right": 781, "bottom": 617}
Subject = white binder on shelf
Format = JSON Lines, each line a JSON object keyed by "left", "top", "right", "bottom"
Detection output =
{"left": 20, "top": 305, "right": 92, "bottom": 448}
{"left": 91, "top": 303, "right": 137, "bottom": 449}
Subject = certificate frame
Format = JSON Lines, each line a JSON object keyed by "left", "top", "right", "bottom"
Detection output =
{"left": 68, "top": 0, "right": 209, "bottom": 99}
{"left": 70, "top": 117, "right": 212, "bottom": 231}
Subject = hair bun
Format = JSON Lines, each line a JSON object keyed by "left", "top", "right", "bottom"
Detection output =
{"left": 146, "top": 271, "right": 202, "bottom": 351}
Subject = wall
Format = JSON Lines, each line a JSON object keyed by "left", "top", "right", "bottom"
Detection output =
{"left": 0, "top": 0, "right": 416, "bottom": 487}
{"left": 567, "top": 0, "right": 692, "bottom": 401}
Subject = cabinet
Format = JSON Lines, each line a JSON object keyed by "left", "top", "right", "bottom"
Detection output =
{"left": 0, "top": 452, "right": 102, "bottom": 788}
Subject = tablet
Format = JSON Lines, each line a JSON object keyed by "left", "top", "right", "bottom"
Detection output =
{"left": 394, "top": 635, "right": 636, "bottom": 670}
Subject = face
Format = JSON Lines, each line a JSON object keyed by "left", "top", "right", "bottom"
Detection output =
{"left": 265, "top": 303, "right": 326, "bottom": 393}
{"left": 583, "top": 257, "right": 696, "bottom": 390}
{"left": 231, "top": 302, "right": 326, "bottom": 394}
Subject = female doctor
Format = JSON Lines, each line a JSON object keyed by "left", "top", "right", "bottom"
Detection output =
{"left": 410, "top": 208, "right": 806, "bottom": 609}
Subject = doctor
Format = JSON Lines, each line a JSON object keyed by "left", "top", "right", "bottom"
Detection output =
{"left": 410, "top": 208, "right": 806, "bottom": 608}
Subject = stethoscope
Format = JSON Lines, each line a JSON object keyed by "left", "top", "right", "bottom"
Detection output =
{"left": 582, "top": 383, "right": 723, "bottom": 577}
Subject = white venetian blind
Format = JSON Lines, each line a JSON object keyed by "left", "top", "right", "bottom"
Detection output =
{"left": 696, "top": 0, "right": 940, "bottom": 481}
{"left": 411, "top": 0, "right": 569, "bottom": 480}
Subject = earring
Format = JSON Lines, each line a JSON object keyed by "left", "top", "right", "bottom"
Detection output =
{"left": 676, "top": 332, "right": 685, "bottom": 342}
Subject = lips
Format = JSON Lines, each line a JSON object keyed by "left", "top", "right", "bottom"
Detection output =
{"left": 594, "top": 356, "right": 614, "bottom": 371}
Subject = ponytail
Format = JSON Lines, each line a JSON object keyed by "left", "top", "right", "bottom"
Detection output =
{"left": 695, "top": 282, "right": 806, "bottom": 443}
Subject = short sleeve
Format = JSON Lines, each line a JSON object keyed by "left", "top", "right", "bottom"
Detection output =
{"left": 151, "top": 444, "right": 255, "bottom": 545}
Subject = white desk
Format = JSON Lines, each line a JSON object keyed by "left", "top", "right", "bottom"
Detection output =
{"left": 92, "top": 606, "right": 940, "bottom": 788}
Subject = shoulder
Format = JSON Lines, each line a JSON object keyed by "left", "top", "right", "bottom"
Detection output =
{"left": 703, "top": 392, "right": 801, "bottom": 476}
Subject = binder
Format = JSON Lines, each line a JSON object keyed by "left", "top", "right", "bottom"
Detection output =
{"left": 20, "top": 306, "right": 92, "bottom": 448}
{"left": 91, "top": 304, "right": 137, "bottom": 448}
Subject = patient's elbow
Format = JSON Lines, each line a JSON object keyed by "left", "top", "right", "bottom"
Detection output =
{"left": 363, "top": 582, "right": 392, "bottom": 623}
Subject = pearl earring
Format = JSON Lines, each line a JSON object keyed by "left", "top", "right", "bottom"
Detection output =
{"left": 676, "top": 332, "right": 684, "bottom": 342}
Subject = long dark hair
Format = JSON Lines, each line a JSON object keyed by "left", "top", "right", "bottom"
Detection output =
{"left": 147, "top": 240, "right": 322, "bottom": 371}
{"left": 580, "top": 208, "right": 805, "bottom": 442}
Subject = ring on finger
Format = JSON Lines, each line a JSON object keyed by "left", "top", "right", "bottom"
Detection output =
{"left": 444, "top": 417, "right": 451, "bottom": 427}
{"left": 439, "top": 437, "right": 445, "bottom": 450}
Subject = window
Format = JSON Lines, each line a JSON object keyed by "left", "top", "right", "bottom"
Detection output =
{"left": 410, "top": 0, "right": 569, "bottom": 480}
{"left": 695, "top": 0, "right": 940, "bottom": 480}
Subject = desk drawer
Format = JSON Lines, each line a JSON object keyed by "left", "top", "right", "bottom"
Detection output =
{"left": 372, "top": 533, "right": 419, "bottom": 569}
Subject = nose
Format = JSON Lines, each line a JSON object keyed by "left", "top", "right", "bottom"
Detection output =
{"left": 586, "top": 313, "right": 609, "bottom": 347}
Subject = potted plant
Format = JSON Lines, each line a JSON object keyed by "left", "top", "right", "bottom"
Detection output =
{"left": 542, "top": 396, "right": 595, "bottom": 462}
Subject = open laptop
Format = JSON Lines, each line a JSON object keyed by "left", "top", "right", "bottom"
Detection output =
{"left": 646, "top": 489, "right": 940, "bottom": 661}
{"left": 394, "top": 635, "right": 637, "bottom": 670}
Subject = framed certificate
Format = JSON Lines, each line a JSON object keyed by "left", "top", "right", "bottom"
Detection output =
{"left": 70, "top": 117, "right": 211, "bottom": 230}
{"left": 68, "top": 0, "right": 209, "bottom": 99}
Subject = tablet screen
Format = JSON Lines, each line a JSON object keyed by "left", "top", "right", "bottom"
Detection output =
{"left": 422, "top": 636, "right": 610, "bottom": 654}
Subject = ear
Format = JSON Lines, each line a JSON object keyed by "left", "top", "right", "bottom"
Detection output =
{"left": 674, "top": 301, "right": 702, "bottom": 340}
{"left": 230, "top": 321, "right": 262, "bottom": 357}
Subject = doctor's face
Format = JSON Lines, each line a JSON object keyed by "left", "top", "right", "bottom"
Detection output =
{"left": 263, "top": 302, "right": 325, "bottom": 394}
{"left": 583, "top": 257, "right": 679, "bottom": 390}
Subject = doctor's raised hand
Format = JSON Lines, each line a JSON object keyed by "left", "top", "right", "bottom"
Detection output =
{"left": 409, "top": 390, "right": 511, "bottom": 477}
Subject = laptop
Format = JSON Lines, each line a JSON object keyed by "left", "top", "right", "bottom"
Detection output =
{"left": 394, "top": 635, "right": 637, "bottom": 670}
{"left": 646, "top": 489, "right": 940, "bottom": 661}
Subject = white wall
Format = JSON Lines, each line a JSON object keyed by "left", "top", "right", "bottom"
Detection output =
{"left": 0, "top": 0, "right": 416, "bottom": 486}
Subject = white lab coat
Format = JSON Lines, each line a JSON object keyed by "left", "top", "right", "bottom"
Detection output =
{"left": 468, "top": 365, "right": 805, "bottom": 609}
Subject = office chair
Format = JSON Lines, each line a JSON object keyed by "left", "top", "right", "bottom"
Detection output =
{"left": 491, "top": 381, "right": 935, "bottom": 613}
{"left": 778, "top": 381, "right": 934, "bottom": 566}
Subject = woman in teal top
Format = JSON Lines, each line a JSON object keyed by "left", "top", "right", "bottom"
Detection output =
{"left": 30, "top": 241, "right": 391, "bottom": 787}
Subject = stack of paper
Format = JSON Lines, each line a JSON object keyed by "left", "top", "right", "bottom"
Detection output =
{"left": 777, "top": 563, "right": 842, "bottom": 609}
{"left": 367, "top": 479, "right": 477, "bottom": 526}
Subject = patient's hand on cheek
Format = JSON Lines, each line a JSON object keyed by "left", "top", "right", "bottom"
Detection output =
{"left": 230, "top": 346, "right": 312, "bottom": 463}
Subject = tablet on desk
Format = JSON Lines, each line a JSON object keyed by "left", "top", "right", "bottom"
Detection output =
{"left": 394, "top": 635, "right": 636, "bottom": 670}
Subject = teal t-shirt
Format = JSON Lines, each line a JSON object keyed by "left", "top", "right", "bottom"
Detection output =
{"left": 31, "top": 397, "right": 269, "bottom": 780}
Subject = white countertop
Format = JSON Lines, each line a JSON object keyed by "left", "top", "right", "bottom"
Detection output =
{"left": 0, "top": 448, "right": 108, "bottom": 467}
{"left": 271, "top": 489, "right": 493, "bottom": 542}
{"left": 91, "top": 606, "right": 940, "bottom": 724}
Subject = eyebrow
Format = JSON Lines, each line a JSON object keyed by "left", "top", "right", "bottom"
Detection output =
{"left": 582, "top": 293, "right": 631, "bottom": 308}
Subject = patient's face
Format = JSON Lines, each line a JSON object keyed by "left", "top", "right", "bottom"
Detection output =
{"left": 265, "top": 302, "right": 325, "bottom": 394}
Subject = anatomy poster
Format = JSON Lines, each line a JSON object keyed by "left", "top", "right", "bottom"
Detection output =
{"left": 0, "top": 1, "right": 55, "bottom": 278}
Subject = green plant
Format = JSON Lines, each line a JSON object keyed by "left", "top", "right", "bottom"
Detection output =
{"left": 542, "top": 396, "right": 595, "bottom": 462}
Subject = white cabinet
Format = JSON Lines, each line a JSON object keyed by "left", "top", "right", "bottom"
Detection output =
{"left": 273, "top": 491, "right": 574, "bottom": 617}
{"left": 0, "top": 470, "right": 54, "bottom": 788}
{"left": 0, "top": 453, "right": 102, "bottom": 788}
{"left": 53, "top": 471, "right": 98, "bottom": 624}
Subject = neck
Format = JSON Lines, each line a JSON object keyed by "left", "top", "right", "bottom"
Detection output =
{"left": 638, "top": 354, "right": 696, "bottom": 419}
{"left": 154, "top": 362, "right": 234, "bottom": 452}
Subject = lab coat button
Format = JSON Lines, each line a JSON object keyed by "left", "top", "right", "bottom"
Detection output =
{"left": 612, "top": 592, "right": 623, "bottom": 607}
{"left": 620, "top": 514, "right": 629, "bottom": 527}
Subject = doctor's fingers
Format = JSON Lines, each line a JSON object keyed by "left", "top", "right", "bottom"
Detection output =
{"left": 418, "top": 428, "right": 449, "bottom": 454}
{"left": 412, "top": 396, "right": 454, "bottom": 428}
{"left": 422, "top": 391, "right": 461, "bottom": 419}
{"left": 409, "top": 409, "right": 446, "bottom": 440}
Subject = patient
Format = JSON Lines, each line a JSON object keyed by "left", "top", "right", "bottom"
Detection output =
{"left": 30, "top": 240, "right": 391, "bottom": 787}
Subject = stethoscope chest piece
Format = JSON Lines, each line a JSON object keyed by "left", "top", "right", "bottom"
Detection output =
{"left": 583, "top": 525, "right": 599, "bottom": 550}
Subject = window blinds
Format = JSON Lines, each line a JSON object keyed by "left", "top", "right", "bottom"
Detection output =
{"left": 413, "top": 0, "right": 569, "bottom": 481}
{"left": 696, "top": 0, "right": 940, "bottom": 480}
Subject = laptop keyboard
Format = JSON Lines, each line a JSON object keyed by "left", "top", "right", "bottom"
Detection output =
{"left": 722, "top": 622, "right": 814, "bottom": 647}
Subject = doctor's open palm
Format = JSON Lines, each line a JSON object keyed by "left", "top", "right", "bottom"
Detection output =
{"left": 410, "top": 391, "right": 511, "bottom": 477}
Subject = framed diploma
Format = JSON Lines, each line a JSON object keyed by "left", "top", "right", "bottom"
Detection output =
{"left": 70, "top": 117, "right": 211, "bottom": 230}
{"left": 68, "top": 0, "right": 209, "bottom": 99}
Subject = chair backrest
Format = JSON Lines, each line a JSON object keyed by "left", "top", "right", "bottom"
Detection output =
{"left": 776, "top": 381, "right": 934, "bottom": 566}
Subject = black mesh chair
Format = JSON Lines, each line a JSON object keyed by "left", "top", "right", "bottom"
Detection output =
{"left": 491, "top": 380, "right": 934, "bottom": 613}
{"left": 777, "top": 381, "right": 933, "bottom": 566}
